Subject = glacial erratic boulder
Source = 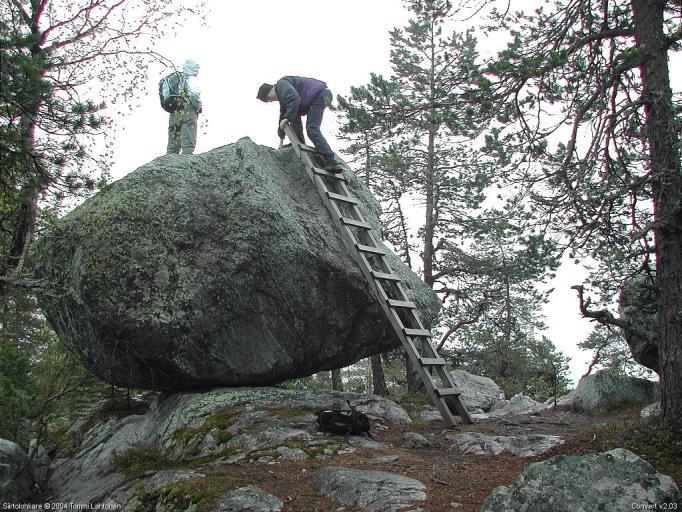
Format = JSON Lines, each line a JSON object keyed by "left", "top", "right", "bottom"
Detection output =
{"left": 35, "top": 138, "right": 440, "bottom": 390}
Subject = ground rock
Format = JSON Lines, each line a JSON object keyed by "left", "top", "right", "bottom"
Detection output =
{"left": 214, "top": 485, "right": 283, "bottom": 511}
{"left": 487, "top": 394, "right": 547, "bottom": 417}
{"left": 402, "top": 432, "right": 431, "bottom": 449}
{"left": 0, "top": 438, "right": 34, "bottom": 503}
{"left": 312, "top": 466, "right": 426, "bottom": 511}
{"left": 449, "top": 370, "right": 505, "bottom": 412}
{"left": 448, "top": 432, "right": 564, "bottom": 457}
{"left": 555, "top": 370, "right": 659, "bottom": 413}
{"left": 35, "top": 138, "right": 440, "bottom": 390}
{"left": 480, "top": 448, "right": 680, "bottom": 512}
{"left": 48, "top": 387, "right": 411, "bottom": 505}
{"left": 641, "top": 402, "right": 661, "bottom": 419}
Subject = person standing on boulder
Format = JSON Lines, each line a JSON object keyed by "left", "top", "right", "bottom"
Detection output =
{"left": 256, "top": 76, "right": 343, "bottom": 173}
{"left": 166, "top": 58, "right": 202, "bottom": 155}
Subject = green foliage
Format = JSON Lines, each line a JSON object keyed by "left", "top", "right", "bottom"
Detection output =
{"left": 0, "top": 288, "right": 109, "bottom": 447}
{"left": 578, "top": 325, "right": 656, "bottom": 379}
{"left": 453, "top": 330, "right": 570, "bottom": 402}
{"left": 136, "top": 477, "right": 226, "bottom": 512}
{"left": 567, "top": 412, "right": 682, "bottom": 483}
{"left": 0, "top": 339, "right": 32, "bottom": 442}
{"left": 0, "top": 0, "right": 206, "bottom": 292}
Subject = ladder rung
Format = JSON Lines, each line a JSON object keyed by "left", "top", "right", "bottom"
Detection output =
{"left": 312, "top": 167, "right": 346, "bottom": 179}
{"left": 387, "top": 299, "right": 416, "bottom": 309}
{"left": 341, "top": 217, "right": 372, "bottom": 230}
{"left": 371, "top": 271, "right": 401, "bottom": 282}
{"left": 435, "top": 387, "right": 462, "bottom": 398}
{"left": 419, "top": 357, "right": 446, "bottom": 366}
{"left": 327, "top": 192, "right": 359, "bottom": 204}
{"left": 356, "top": 244, "right": 387, "bottom": 255}
{"left": 403, "top": 328, "right": 432, "bottom": 338}
{"left": 300, "top": 144, "right": 320, "bottom": 154}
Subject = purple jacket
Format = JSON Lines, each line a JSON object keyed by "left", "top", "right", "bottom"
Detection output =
{"left": 275, "top": 76, "right": 327, "bottom": 123}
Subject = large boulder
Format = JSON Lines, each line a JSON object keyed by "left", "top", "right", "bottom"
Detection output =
{"left": 488, "top": 394, "right": 547, "bottom": 417}
{"left": 481, "top": 448, "right": 680, "bottom": 512}
{"left": 449, "top": 370, "right": 505, "bottom": 412}
{"left": 35, "top": 138, "right": 440, "bottom": 390}
{"left": 555, "top": 370, "right": 659, "bottom": 414}
{"left": 0, "top": 438, "right": 34, "bottom": 503}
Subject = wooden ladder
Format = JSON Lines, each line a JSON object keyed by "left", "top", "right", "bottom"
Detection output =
{"left": 282, "top": 124, "right": 472, "bottom": 426}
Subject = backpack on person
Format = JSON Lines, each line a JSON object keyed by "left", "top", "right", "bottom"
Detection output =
{"left": 159, "top": 71, "right": 188, "bottom": 113}
{"left": 317, "top": 401, "right": 371, "bottom": 437}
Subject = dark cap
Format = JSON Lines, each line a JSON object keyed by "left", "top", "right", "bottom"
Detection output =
{"left": 257, "top": 83, "right": 273, "bottom": 101}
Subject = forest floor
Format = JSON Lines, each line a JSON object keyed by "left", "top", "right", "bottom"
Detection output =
{"left": 182, "top": 406, "right": 682, "bottom": 511}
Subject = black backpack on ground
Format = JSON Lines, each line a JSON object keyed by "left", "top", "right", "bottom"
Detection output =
{"left": 317, "top": 401, "right": 371, "bottom": 437}
{"left": 159, "top": 71, "right": 188, "bottom": 113}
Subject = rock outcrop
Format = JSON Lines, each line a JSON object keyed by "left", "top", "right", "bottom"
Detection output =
{"left": 481, "top": 448, "right": 680, "bottom": 511}
{"left": 554, "top": 370, "right": 659, "bottom": 414}
{"left": 35, "top": 138, "right": 440, "bottom": 390}
{"left": 312, "top": 466, "right": 426, "bottom": 511}
{"left": 47, "top": 387, "right": 411, "bottom": 504}
{"left": 0, "top": 438, "right": 34, "bottom": 503}
{"left": 449, "top": 369, "right": 505, "bottom": 412}
{"left": 448, "top": 432, "right": 564, "bottom": 457}
{"left": 488, "top": 394, "right": 547, "bottom": 417}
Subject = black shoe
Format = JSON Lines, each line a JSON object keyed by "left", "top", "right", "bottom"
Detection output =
{"left": 323, "top": 157, "right": 343, "bottom": 173}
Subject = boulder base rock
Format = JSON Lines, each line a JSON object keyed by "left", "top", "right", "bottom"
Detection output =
{"left": 48, "top": 387, "right": 411, "bottom": 504}
{"left": 35, "top": 138, "right": 439, "bottom": 390}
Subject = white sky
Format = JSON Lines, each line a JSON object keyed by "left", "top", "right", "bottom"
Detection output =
{"left": 107, "top": 0, "right": 679, "bottom": 386}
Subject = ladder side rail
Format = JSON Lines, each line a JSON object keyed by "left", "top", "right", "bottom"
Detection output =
{"left": 282, "top": 124, "right": 469, "bottom": 425}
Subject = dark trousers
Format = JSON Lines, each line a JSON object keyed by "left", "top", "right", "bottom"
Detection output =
{"left": 291, "top": 89, "right": 334, "bottom": 158}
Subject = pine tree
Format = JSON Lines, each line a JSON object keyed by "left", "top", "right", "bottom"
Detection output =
{"left": 0, "top": 0, "right": 205, "bottom": 297}
{"left": 480, "top": 0, "right": 681, "bottom": 432}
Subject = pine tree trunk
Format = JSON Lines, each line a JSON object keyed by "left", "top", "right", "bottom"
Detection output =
{"left": 631, "top": 0, "right": 682, "bottom": 434}
{"left": 422, "top": 126, "right": 437, "bottom": 288}
{"left": 405, "top": 351, "right": 421, "bottom": 393}
{"left": 0, "top": 97, "right": 41, "bottom": 298}
{"left": 331, "top": 369, "right": 343, "bottom": 391}
{"left": 371, "top": 354, "right": 389, "bottom": 396}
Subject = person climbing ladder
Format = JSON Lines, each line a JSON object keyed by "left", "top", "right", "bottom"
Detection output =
{"left": 256, "top": 76, "right": 343, "bottom": 173}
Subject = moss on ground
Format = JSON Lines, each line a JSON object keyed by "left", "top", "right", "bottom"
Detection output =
{"left": 171, "top": 410, "right": 236, "bottom": 445}
{"left": 565, "top": 412, "right": 682, "bottom": 483}
{"left": 266, "top": 407, "right": 313, "bottom": 417}
{"left": 137, "top": 476, "right": 227, "bottom": 512}
{"left": 113, "top": 445, "right": 242, "bottom": 478}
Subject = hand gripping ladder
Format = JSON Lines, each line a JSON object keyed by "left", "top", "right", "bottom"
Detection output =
{"left": 282, "top": 123, "right": 472, "bottom": 426}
